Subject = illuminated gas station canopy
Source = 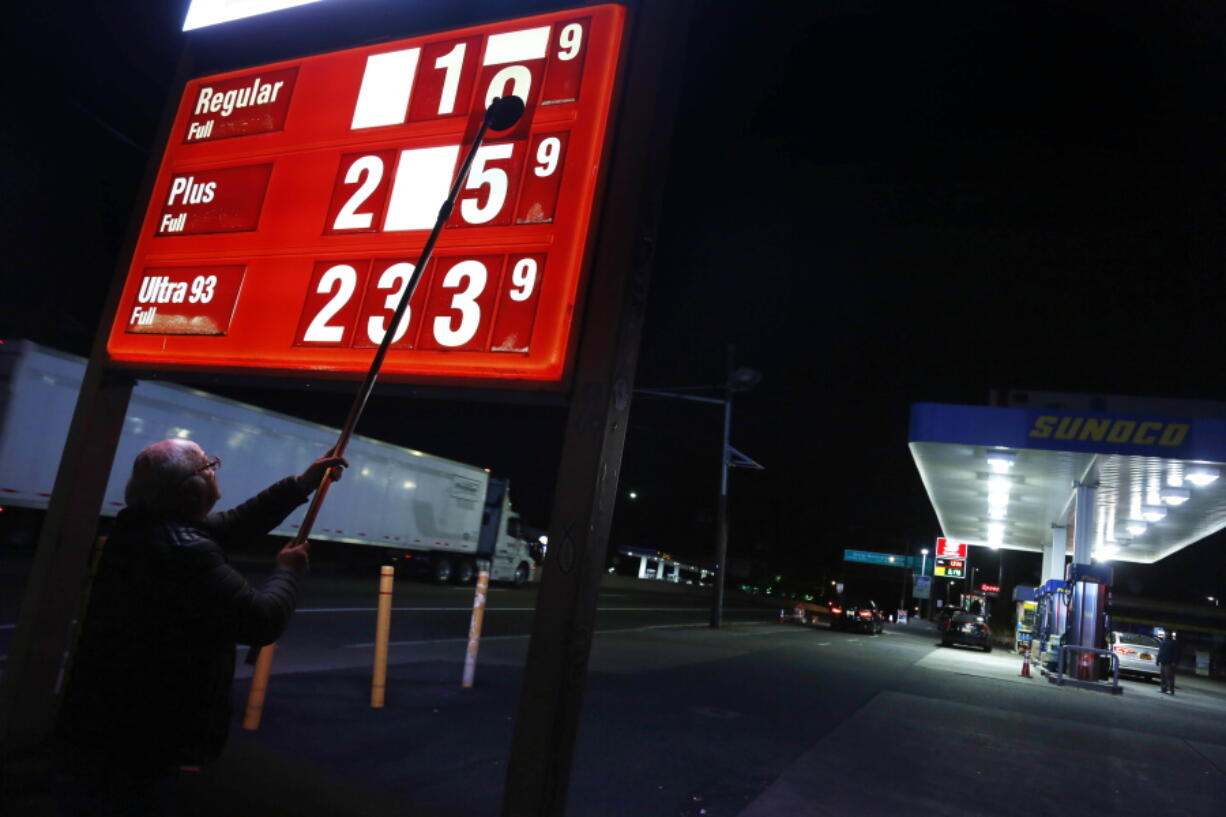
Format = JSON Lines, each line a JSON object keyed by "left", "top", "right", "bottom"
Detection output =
{"left": 111, "top": 5, "right": 625, "bottom": 385}
{"left": 909, "top": 400, "right": 1226, "bottom": 564}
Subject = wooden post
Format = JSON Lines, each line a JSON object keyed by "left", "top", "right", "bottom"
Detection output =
{"left": 500, "top": 2, "right": 692, "bottom": 814}
{"left": 241, "top": 643, "right": 277, "bottom": 730}
{"left": 371, "top": 565, "right": 396, "bottom": 707}
{"left": 0, "top": 48, "right": 193, "bottom": 767}
{"left": 462, "top": 566, "right": 491, "bottom": 688}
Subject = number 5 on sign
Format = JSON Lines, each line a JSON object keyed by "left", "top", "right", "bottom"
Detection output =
{"left": 454, "top": 142, "right": 525, "bottom": 227}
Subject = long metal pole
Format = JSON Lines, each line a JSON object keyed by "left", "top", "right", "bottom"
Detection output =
{"left": 710, "top": 345, "right": 734, "bottom": 629}
{"left": 242, "top": 99, "right": 520, "bottom": 725}
{"left": 292, "top": 100, "right": 514, "bottom": 543}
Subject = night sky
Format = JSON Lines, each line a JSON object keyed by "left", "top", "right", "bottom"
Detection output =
{"left": 4, "top": 1, "right": 1226, "bottom": 604}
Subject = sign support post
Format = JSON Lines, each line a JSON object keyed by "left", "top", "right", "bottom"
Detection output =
{"left": 501, "top": 2, "right": 691, "bottom": 814}
{"left": 0, "top": 48, "right": 195, "bottom": 766}
{"left": 0, "top": 367, "right": 134, "bottom": 764}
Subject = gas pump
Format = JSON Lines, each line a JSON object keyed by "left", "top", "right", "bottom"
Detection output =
{"left": 1012, "top": 586, "right": 1037, "bottom": 653}
{"left": 1033, "top": 579, "right": 1070, "bottom": 672}
{"left": 1067, "top": 562, "right": 1112, "bottom": 680}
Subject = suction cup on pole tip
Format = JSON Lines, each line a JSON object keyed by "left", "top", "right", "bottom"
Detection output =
{"left": 485, "top": 95, "right": 526, "bottom": 131}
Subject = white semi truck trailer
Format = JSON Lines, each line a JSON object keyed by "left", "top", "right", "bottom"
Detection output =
{"left": 0, "top": 340, "right": 538, "bottom": 585}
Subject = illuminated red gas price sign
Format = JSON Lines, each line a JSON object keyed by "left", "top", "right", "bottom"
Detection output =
{"left": 106, "top": 5, "right": 625, "bottom": 384}
{"left": 935, "top": 538, "right": 968, "bottom": 559}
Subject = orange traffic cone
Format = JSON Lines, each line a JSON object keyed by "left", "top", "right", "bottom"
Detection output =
{"left": 1020, "top": 648, "right": 1032, "bottom": 678}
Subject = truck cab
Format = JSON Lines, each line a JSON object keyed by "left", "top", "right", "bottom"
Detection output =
{"left": 478, "top": 478, "right": 537, "bottom": 586}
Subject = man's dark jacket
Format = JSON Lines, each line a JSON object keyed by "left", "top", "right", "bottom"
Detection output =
{"left": 1157, "top": 636, "right": 1182, "bottom": 666}
{"left": 57, "top": 477, "right": 309, "bottom": 769}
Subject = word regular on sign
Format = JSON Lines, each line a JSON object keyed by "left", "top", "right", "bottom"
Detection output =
{"left": 106, "top": 5, "right": 625, "bottom": 385}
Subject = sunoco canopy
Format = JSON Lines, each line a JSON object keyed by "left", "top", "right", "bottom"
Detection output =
{"left": 909, "top": 398, "right": 1226, "bottom": 564}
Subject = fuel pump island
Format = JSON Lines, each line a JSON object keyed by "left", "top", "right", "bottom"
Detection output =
{"left": 909, "top": 393, "right": 1226, "bottom": 692}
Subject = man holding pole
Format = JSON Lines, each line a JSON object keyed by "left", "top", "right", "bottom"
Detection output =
{"left": 55, "top": 438, "right": 345, "bottom": 815}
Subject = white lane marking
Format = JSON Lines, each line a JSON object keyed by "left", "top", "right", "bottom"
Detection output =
{"left": 345, "top": 621, "right": 711, "bottom": 648}
{"left": 816, "top": 642, "right": 831, "bottom": 646}
{"left": 0, "top": 624, "right": 18, "bottom": 630}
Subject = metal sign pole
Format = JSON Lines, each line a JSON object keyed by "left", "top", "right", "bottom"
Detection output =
{"left": 288, "top": 95, "right": 525, "bottom": 546}
{"left": 241, "top": 98, "right": 526, "bottom": 725}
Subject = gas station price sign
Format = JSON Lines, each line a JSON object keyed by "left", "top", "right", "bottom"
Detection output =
{"left": 935, "top": 557, "right": 965, "bottom": 579}
{"left": 934, "top": 537, "right": 968, "bottom": 559}
{"left": 106, "top": 5, "right": 625, "bottom": 384}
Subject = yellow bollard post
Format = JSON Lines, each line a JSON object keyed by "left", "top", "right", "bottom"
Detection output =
{"left": 242, "top": 643, "right": 277, "bottom": 730}
{"left": 462, "top": 566, "right": 491, "bottom": 688}
{"left": 371, "top": 564, "right": 395, "bottom": 708}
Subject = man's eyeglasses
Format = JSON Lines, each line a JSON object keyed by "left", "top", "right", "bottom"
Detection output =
{"left": 193, "top": 455, "right": 221, "bottom": 476}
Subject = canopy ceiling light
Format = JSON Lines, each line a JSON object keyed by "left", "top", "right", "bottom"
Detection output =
{"left": 1160, "top": 486, "right": 1191, "bottom": 506}
{"left": 1185, "top": 465, "right": 1220, "bottom": 487}
{"left": 986, "top": 475, "right": 1011, "bottom": 506}
{"left": 1124, "top": 520, "right": 1148, "bottom": 536}
{"left": 1140, "top": 505, "right": 1168, "bottom": 523}
{"left": 1093, "top": 542, "right": 1121, "bottom": 561}
{"left": 985, "top": 450, "right": 1016, "bottom": 473}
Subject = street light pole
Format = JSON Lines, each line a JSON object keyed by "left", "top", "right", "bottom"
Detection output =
{"left": 634, "top": 345, "right": 762, "bottom": 630}
{"left": 711, "top": 370, "right": 733, "bottom": 629}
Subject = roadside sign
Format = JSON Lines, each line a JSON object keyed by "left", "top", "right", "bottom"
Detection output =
{"left": 843, "top": 549, "right": 913, "bottom": 568}
{"left": 934, "top": 556, "right": 965, "bottom": 579}
{"left": 107, "top": 5, "right": 626, "bottom": 385}
{"left": 912, "top": 575, "right": 932, "bottom": 599}
{"left": 935, "top": 537, "right": 968, "bottom": 559}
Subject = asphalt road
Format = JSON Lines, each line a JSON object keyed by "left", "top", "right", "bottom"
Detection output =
{"left": 252, "top": 564, "right": 779, "bottom": 675}
{"left": 4, "top": 560, "right": 1226, "bottom": 816}
{"left": 0, "top": 554, "right": 772, "bottom": 669}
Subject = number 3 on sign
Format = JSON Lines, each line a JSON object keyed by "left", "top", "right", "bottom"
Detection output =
{"left": 419, "top": 256, "right": 502, "bottom": 351}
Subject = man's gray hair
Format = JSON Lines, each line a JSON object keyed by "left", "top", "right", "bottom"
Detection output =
{"left": 124, "top": 439, "right": 200, "bottom": 512}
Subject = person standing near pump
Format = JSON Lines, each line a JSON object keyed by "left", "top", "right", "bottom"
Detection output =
{"left": 55, "top": 438, "right": 346, "bottom": 815}
{"left": 1157, "top": 630, "right": 1182, "bottom": 695}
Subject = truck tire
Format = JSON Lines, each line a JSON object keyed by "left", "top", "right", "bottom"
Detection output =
{"left": 431, "top": 556, "right": 453, "bottom": 584}
{"left": 453, "top": 558, "right": 476, "bottom": 585}
{"left": 512, "top": 563, "right": 530, "bottom": 587}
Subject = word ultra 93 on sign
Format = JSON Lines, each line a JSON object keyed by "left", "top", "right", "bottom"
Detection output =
{"left": 107, "top": 4, "right": 625, "bottom": 385}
